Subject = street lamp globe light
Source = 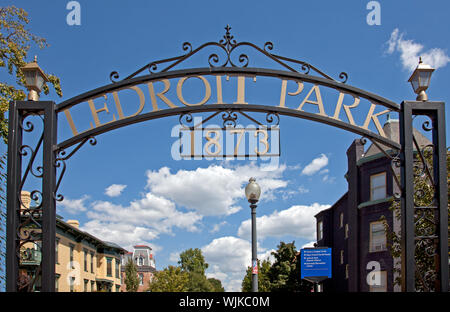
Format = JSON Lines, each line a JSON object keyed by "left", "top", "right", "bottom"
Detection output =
{"left": 245, "top": 177, "right": 261, "bottom": 204}
{"left": 408, "top": 57, "right": 435, "bottom": 102}
{"left": 21, "top": 56, "right": 49, "bottom": 101}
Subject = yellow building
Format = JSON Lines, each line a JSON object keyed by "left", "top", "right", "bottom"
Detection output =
{"left": 19, "top": 193, "right": 127, "bottom": 292}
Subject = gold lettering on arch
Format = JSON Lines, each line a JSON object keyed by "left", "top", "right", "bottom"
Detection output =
{"left": 88, "top": 94, "right": 116, "bottom": 129}
{"left": 279, "top": 80, "right": 304, "bottom": 108}
{"left": 112, "top": 86, "right": 146, "bottom": 119}
{"left": 147, "top": 79, "right": 178, "bottom": 110}
{"left": 297, "top": 85, "right": 326, "bottom": 116}
{"left": 362, "top": 103, "right": 390, "bottom": 137}
{"left": 331, "top": 92, "right": 360, "bottom": 126}
{"left": 176, "top": 75, "right": 211, "bottom": 106}
{"left": 60, "top": 73, "right": 396, "bottom": 146}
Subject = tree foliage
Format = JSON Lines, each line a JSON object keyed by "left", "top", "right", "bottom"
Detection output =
{"left": 381, "top": 150, "right": 449, "bottom": 291}
{"left": 241, "top": 241, "right": 313, "bottom": 292}
{"left": 207, "top": 277, "right": 225, "bottom": 292}
{"left": 148, "top": 248, "right": 224, "bottom": 292}
{"left": 147, "top": 265, "right": 189, "bottom": 292}
{"left": 0, "top": 5, "right": 62, "bottom": 143}
{"left": 268, "top": 241, "right": 311, "bottom": 292}
{"left": 124, "top": 260, "right": 139, "bottom": 292}
{"left": 241, "top": 258, "right": 272, "bottom": 292}
{"left": 178, "top": 248, "right": 217, "bottom": 291}
{"left": 178, "top": 248, "right": 209, "bottom": 275}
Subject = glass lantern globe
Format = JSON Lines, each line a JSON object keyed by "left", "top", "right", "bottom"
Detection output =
{"left": 245, "top": 177, "right": 261, "bottom": 203}
{"left": 408, "top": 57, "right": 434, "bottom": 101}
{"left": 21, "top": 56, "right": 49, "bottom": 101}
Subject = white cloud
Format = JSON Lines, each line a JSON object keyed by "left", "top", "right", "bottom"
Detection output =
{"left": 386, "top": 28, "right": 450, "bottom": 71}
{"left": 298, "top": 185, "right": 310, "bottom": 194}
{"left": 210, "top": 221, "right": 228, "bottom": 233}
{"left": 237, "top": 203, "right": 331, "bottom": 241}
{"left": 300, "top": 241, "right": 316, "bottom": 249}
{"left": 81, "top": 220, "right": 162, "bottom": 253}
{"left": 301, "top": 154, "right": 328, "bottom": 176}
{"left": 81, "top": 192, "right": 203, "bottom": 250}
{"left": 322, "top": 175, "right": 336, "bottom": 184}
{"left": 104, "top": 184, "right": 127, "bottom": 197}
{"left": 57, "top": 195, "right": 90, "bottom": 214}
{"left": 201, "top": 236, "right": 279, "bottom": 291}
{"left": 202, "top": 236, "right": 251, "bottom": 292}
{"left": 145, "top": 163, "right": 288, "bottom": 216}
{"left": 169, "top": 251, "right": 181, "bottom": 263}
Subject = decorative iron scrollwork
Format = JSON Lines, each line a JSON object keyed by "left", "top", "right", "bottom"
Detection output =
{"left": 222, "top": 110, "right": 238, "bottom": 128}
{"left": 109, "top": 25, "right": 349, "bottom": 84}
{"left": 54, "top": 136, "right": 97, "bottom": 202}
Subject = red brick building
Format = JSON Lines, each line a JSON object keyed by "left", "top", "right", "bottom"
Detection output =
{"left": 120, "top": 245, "right": 156, "bottom": 292}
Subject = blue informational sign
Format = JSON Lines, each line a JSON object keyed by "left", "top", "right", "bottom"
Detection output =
{"left": 300, "top": 248, "right": 332, "bottom": 280}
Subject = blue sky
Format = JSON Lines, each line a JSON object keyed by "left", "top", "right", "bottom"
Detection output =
{"left": 1, "top": 0, "right": 450, "bottom": 291}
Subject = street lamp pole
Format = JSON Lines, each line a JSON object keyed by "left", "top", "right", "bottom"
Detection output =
{"left": 245, "top": 177, "right": 261, "bottom": 292}
{"left": 250, "top": 199, "right": 258, "bottom": 292}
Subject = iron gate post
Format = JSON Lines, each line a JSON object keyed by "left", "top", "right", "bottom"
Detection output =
{"left": 400, "top": 100, "right": 448, "bottom": 292}
{"left": 6, "top": 100, "right": 57, "bottom": 292}
{"left": 41, "top": 102, "right": 57, "bottom": 292}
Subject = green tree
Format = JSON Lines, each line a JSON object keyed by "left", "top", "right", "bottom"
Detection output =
{"left": 207, "top": 277, "right": 225, "bottom": 292}
{"left": 268, "top": 241, "right": 312, "bottom": 292}
{"left": 178, "top": 248, "right": 209, "bottom": 275}
{"left": 242, "top": 258, "right": 272, "bottom": 292}
{"left": 147, "top": 265, "right": 189, "bottom": 292}
{"left": 124, "top": 260, "right": 139, "bottom": 292}
{"left": 381, "top": 150, "right": 450, "bottom": 291}
{"left": 0, "top": 5, "right": 63, "bottom": 143}
{"left": 186, "top": 272, "right": 214, "bottom": 292}
{"left": 178, "top": 248, "right": 221, "bottom": 292}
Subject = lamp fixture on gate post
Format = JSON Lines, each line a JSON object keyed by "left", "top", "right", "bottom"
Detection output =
{"left": 245, "top": 177, "right": 261, "bottom": 292}
{"left": 408, "top": 57, "right": 435, "bottom": 102}
{"left": 21, "top": 56, "right": 49, "bottom": 101}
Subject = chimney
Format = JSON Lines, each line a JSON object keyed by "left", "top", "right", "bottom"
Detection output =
{"left": 67, "top": 220, "right": 80, "bottom": 228}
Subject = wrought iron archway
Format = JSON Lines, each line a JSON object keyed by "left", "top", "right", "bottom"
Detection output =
{"left": 5, "top": 26, "right": 448, "bottom": 292}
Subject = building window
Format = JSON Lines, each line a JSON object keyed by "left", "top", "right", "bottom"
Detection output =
{"left": 55, "top": 238, "right": 59, "bottom": 264}
{"left": 90, "top": 252, "right": 94, "bottom": 273}
{"left": 55, "top": 275, "right": 60, "bottom": 292}
{"left": 116, "top": 285, "right": 121, "bottom": 292}
{"left": 69, "top": 244, "right": 75, "bottom": 269}
{"left": 370, "top": 221, "right": 387, "bottom": 252}
{"left": 70, "top": 276, "right": 75, "bottom": 292}
{"left": 345, "top": 264, "right": 349, "bottom": 279}
{"left": 106, "top": 257, "right": 112, "bottom": 277}
{"left": 369, "top": 271, "right": 387, "bottom": 292}
{"left": 91, "top": 280, "right": 95, "bottom": 292}
{"left": 84, "top": 279, "right": 88, "bottom": 292}
{"left": 340, "top": 250, "right": 344, "bottom": 264}
{"left": 339, "top": 213, "right": 344, "bottom": 228}
{"left": 84, "top": 249, "right": 88, "bottom": 272}
{"left": 139, "top": 273, "right": 144, "bottom": 285}
{"left": 115, "top": 259, "right": 120, "bottom": 278}
{"left": 317, "top": 221, "right": 323, "bottom": 241}
{"left": 345, "top": 224, "right": 349, "bottom": 239}
{"left": 370, "top": 172, "right": 386, "bottom": 201}
{"left": 138, "top": 256, "right": 144, "bottom": 266}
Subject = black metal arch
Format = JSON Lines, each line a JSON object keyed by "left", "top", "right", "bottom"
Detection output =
{"left": 6, "top": 25, "right": 448, "bottom": 293}
{"left": 55, "top": 67, "right": 401, "bottom": 151}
